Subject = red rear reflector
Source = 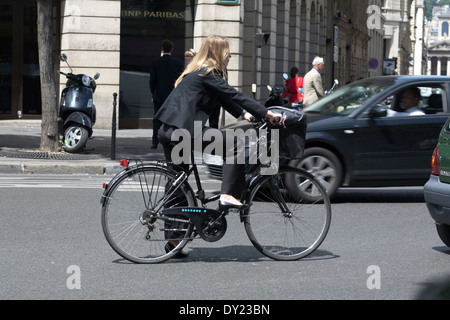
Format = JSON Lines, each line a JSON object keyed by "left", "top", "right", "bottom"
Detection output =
{"left": 120, "top": 160, "right": 129, "bottom": 167}
{"left": 431, "top": 147, "right": 439, "bottom": 176}
{"left": 103, "top": 183, "right": 107, "bottom": 189}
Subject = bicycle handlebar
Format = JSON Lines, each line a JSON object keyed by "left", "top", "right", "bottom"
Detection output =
{"left": 253, "top": 114, "right": 286, "bottom": 128}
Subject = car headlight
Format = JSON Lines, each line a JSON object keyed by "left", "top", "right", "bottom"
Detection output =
{"left": 82, "top": 75, "right": 90, "bottom": 86}
{"left": 204, "top": 154, "right": 223, "bottom": 166}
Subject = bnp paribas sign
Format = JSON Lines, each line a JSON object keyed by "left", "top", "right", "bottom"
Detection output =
{"left": 121, "top": 9, "right": 185, "bottom": 20}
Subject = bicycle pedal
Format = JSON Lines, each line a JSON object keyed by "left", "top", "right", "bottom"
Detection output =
{"left": 218, "top": 201, "right": 252, "bottom": 211}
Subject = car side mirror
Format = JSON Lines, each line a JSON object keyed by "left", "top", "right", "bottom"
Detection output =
{"left": 369, "top": 104, "right": 388, "bottom": 118}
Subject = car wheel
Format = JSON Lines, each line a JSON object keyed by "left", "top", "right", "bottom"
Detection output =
{"left": 289, "top": 147, "right": 343, "bottom": 198}
{"left": 436, "top": 224, "right": 450, "bottom": 247}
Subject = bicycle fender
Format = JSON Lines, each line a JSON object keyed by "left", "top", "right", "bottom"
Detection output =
{"left": 100, "top": 162, "right": 182, "bottom": 205}
{"left": 100, "top": 165, "right": 134, "bottom": 205}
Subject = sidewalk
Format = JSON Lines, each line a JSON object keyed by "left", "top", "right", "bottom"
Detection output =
{"left": 0, "top": 120, "right": 165, "bottom": 175}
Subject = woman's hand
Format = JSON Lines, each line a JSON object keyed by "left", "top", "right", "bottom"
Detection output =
{"left": 266, "top": 110, "right": 284, "bottom": 125}
{"left": 243, "top": 111, "right": 255, "bottom": 122}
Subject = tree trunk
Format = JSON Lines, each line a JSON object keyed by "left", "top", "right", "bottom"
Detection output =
{"left": 37, "top": 0, "right": 59, "bottom": 152}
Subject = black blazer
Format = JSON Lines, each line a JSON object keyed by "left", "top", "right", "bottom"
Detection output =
{"left": 149, "top": 54, "right": 184, "bottom": 103}
{"left": 155, "top": 68, "right": 268, "bottom": 135}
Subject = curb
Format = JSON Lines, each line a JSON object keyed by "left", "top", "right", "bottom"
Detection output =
{"left": 0, "top": 152, "right": 167, "bottom": 175}
{"left": 0, "top": 159, "right": 123, "bottom": 175}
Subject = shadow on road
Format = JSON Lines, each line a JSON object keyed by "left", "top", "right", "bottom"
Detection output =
{"left": 172, "top": 245, "right": 338, "bottom": 263}
{"left": 332, "top": 187, "right": 425, "bottom": 203}
{"left": 415, "top": 274, "right": 450, "bottom": 300}
{"left": 432, "top": 246, "right": 450, "bottom": 256}
{"left": 110, "top": 245, "right": 339, "bottom": 264}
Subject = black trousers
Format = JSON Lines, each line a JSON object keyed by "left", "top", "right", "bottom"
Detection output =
{"left": 158, "top": 123, "right": 246, "bottom": 196}
{"left": 152, "top": 100, "right": 163, "bottom": 146}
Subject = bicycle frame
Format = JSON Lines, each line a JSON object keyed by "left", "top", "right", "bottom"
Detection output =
{"left": 102, "top": 120, "right": 289, "bottom": 217}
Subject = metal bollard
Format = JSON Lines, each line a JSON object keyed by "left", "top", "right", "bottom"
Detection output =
{"left": 111, "top": 92, "right": 117, "bottom": 160}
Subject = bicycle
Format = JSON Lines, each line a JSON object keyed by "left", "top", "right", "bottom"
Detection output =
{"left": 100, "top": 117, "right": 331, "bottom": 263}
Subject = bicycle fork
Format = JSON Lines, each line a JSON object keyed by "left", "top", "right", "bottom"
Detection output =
{"left": 269, "top": 175, "right": 292, "bottom": 218}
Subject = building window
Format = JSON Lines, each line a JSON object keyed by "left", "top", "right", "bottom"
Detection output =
{"left": 0, "top": 0, "right": 59, "bottom": 120}
{"left": 0, "top": 4, "right": 13, "bottom": 115}
{"left": 23, "top": 4, "right": 41, "bottom": 116}
{"left": 443, "top": 22, "right": 449, "bottom": 37}
{"left": 119, "top": 0, "right": 186, "bottom": 129}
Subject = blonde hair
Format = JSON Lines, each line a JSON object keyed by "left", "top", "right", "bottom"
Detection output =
{"left": 175, "top": 35, "right": 230, "bottom": 87}
{"left": 184, "top": 48, "right": 196, "bottom": 58}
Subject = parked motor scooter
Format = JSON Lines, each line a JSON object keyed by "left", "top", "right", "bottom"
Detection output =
{"left": 58, "top": 53, "right": 99, "bottom": 153}
{"left": 265, "top": 73, "right": 302, "bottom": 110}
{"left": 265, "top": 83, "right": 285, "bottom": 107}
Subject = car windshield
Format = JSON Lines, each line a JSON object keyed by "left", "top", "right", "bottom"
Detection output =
{"left": 303, "top": 81, "right": 392, "bottom": 116}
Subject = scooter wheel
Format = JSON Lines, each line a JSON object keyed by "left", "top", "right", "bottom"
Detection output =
{"left": 63, "top": 125, "right": 89, "bottom": 153}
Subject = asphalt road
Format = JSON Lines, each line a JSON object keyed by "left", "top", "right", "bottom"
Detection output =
{"left": 0, "top": 174, "right": 449, "bottom": 302}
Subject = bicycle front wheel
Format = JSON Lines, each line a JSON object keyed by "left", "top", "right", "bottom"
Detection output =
{"left": 244, "top": 167, "right": 331, "bottom": 261}
{"left": 101, "top": 165, "right": 196, "bottom": 263}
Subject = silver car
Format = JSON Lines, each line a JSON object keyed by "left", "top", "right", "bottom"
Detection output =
{"left": 424, "top": 116, "right": 450, "bottom": 247}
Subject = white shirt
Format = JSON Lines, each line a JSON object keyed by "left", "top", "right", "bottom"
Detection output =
{"left": 387, "top": 106, "right": 425, "bottom": 117}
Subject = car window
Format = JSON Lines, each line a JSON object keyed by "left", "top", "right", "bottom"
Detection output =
{"left": 443, "top": 116, "right": 450, "bottom": 132}
{"left": 380, "top": 85, "right": 445, "bottom": 117}
{"left": 303, "top": 82, "right": 390, "bottom": 116}
{"left": 424, "top": 88, "right": 444, "bottom": 114}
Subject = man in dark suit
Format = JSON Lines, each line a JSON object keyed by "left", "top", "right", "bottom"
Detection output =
{"left": 149, "top": 39, "right": 184, "bottom": 149}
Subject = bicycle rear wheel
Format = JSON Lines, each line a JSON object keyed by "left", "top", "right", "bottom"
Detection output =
{"left": 244, "top": 167, "right": 331, "bottom": 261}
{"left": 101, "top": 165, "right": 196, "bottom": 263}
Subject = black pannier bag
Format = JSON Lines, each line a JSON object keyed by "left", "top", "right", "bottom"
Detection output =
{"left": 267, "top": 106, "right": 307, "bottom": 160}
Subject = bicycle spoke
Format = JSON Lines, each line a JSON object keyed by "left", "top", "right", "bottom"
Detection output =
{"left": 101, "top": 165, "right": 196, "bottom": 263}
{"left": 244, "top": 167, "right": 331, "bottom": 260}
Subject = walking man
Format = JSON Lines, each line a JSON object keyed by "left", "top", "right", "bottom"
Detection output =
{"left": 149, "top": 39, "right": 184, "bottom": 149}
{"left": 303, "top": 56, "right": 325, "bottom": 107}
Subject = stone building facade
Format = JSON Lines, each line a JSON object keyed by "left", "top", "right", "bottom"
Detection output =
{"left": 0, "top": 0, "right": 424, "bottom": 129}
{"left": 382, "top": 0, "right": 414, "bottom": 75}
{"left": 426, "top": 5, "right": 450, "bottom": 76}
{"left": 410, "top": 0, "right": 426, "bottom": 75}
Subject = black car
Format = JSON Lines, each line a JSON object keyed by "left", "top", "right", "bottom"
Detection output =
{"left": 205, "top": 76, "right": 450, "bottom": 198}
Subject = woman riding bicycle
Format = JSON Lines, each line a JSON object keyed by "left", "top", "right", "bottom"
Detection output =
{"left": 101, "top": 40, "right": 330, "bottom": 262}
{"left": 156, "top": 35, "right": 283, "bottom": 210}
